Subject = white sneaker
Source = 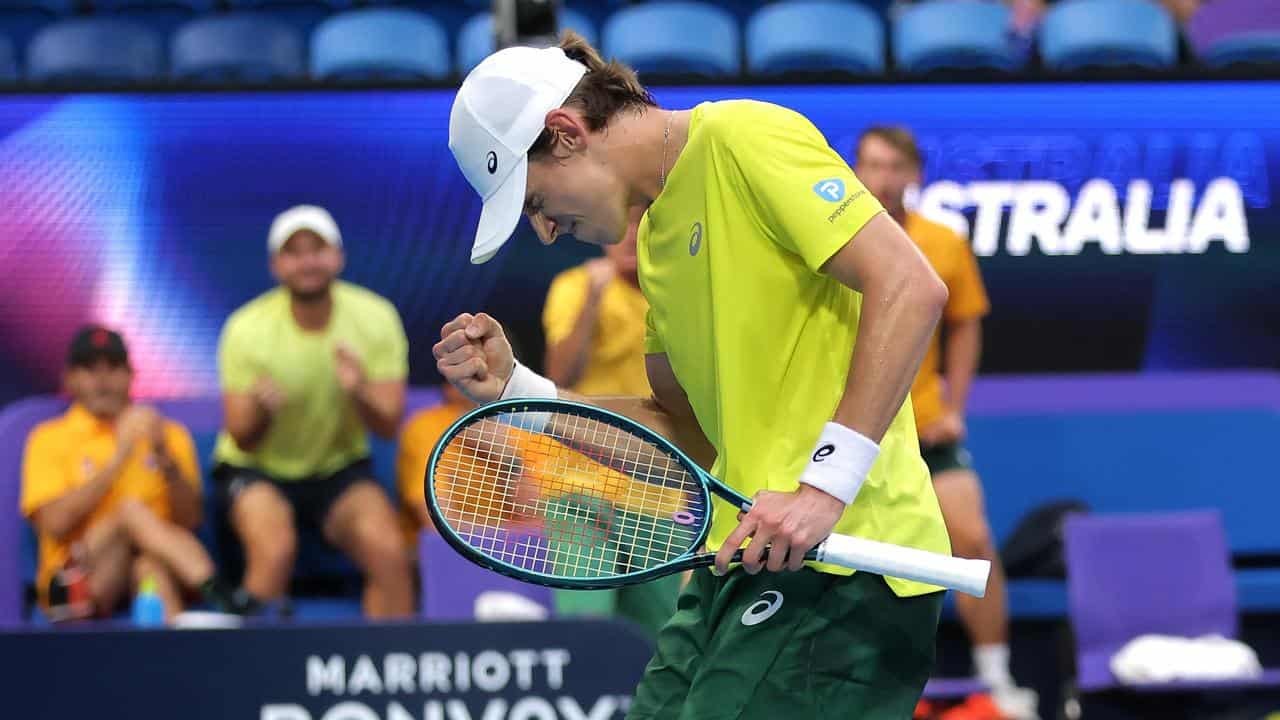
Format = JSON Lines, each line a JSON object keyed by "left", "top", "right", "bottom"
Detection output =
{"left": 990, "top": 685, "right": 1040, "bottom": 720}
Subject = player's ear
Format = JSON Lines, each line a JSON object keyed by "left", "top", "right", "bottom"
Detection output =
{"left": 544, "top": 108, "right": 589, "bottom": 152}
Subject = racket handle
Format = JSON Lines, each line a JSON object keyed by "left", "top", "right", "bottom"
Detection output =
{"left": 815, "top": 533, "right": 991, "bottom": 598}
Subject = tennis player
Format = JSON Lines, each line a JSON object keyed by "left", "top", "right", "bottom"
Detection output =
{"left": 436, "top": 33, "right": 953, "bottom": 718}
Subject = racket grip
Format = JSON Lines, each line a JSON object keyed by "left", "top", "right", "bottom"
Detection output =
{"left": 816, "top": 533, "right": 991, "bottom": 598}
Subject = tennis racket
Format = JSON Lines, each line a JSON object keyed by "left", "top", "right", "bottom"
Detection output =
{"left": 424, "top": 398, "right": 989, "bottom": 597}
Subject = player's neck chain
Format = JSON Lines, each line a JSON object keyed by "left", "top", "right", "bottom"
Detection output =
{"left": 659, "top": 110, "right": 675, "bottom": 192}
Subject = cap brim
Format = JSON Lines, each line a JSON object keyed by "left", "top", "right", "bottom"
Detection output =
{"left": 470, "top": 155, "right": 528, "bottom": 264}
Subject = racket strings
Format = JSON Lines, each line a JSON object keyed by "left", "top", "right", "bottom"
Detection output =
{"left": 433, "top": 407, "right": 707, "bottom": 580}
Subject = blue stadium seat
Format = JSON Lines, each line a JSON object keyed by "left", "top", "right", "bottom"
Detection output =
{"left": 0, "top": 32, "right": 14, "bottom": 81}
{"left": 746, "top": 1, "right": 883, "bottom": 75}
{"left": 1201, "top": 32, "right": 1280, "bottom": 68}
{"left": 1040, "top": 0, "right": 1177, "bottom": 71}
{"left": 171, "top": 14, "right": 305, "bottom": 83}
{"left": 893, "top": 0, "right": 1020, "bottom": 74}
{"left": 456, "top": 8, "right": 597, "bottom": 74}
{"left": 603, "top": 1, "right": 740, "bottom": 78}
{"left": 312, "top": 9, "right": 448, "bottom": 80}
{"left": 27, "top": 18, "right": 162, "bottom": 83}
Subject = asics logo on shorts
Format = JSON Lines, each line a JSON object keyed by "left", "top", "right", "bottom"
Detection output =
{"left": 740, "top": 590, "right": 784, "bottom": 626}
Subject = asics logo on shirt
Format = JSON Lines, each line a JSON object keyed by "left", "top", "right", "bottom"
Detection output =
{"left": 740, "top": 590, "right": 784, "bottom": 626}
{"left": 813, "top": 178, "right": 846, "bottom": 202}
{"left": 689, "top": 222, "right": 703, "bottom": 256}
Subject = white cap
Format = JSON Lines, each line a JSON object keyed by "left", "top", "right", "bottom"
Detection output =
{"left": 449, "top": 45, "right": 587, "bottom": 264}
{"left": 268, "top": 204, "right": 343, "bottom": 254}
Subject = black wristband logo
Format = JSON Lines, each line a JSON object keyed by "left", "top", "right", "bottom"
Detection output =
{"left": 812, "top": 444, "right": 835, "bottom": 462}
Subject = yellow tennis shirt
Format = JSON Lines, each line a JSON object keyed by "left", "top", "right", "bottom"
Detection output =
{"left": 214, "top": 281, "right": 408, "bottom": 479}
{"left": 637, "top": 100, "right": 950, "bottom": 596}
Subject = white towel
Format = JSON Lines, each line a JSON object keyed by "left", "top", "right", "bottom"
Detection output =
{"left": 473, "top": 591, "right": 550, "bottom": 622}
{"left": 1110, "top": 634, "right": 1262, "bottom": 684}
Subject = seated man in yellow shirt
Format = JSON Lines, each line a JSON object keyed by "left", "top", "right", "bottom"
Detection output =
{"left": 213, "top": 205, "right": 412, "bottom": 618}
{"left": 21, "top": 326, "right": 244, "bottom": 622}
{"left": 856, "top": 127, "right": 1036, "bottom": 719}
{"left": 539, "top": 213, "right": 682, "bottom": 637}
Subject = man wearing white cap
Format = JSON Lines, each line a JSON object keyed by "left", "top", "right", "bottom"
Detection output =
{"left": 434, "top": 31, "right": 955, "bottom": 719}
{"left": 212, "top": 204, "right": 413, "bottom": 618}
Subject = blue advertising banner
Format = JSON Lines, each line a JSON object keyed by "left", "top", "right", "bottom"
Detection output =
{"left": 0, "top": 619, "right": 653, "bottom": 720}
{"left": 0, "top": 81, "right": 1276, "bottom": 406}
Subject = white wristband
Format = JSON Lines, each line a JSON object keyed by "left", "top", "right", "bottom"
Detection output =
{"left": 499, "top": 362, "right": 558, "bottom": 401}
{"left": 798, "top": 422, "right": 880, "bottom": 505}
{"left": 497, "top": 362, "right": 557, "bottom": 433}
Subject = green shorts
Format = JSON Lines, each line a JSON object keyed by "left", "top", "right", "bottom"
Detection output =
{"left": 626, "top": 568, "right": 944, "bottom": 720}
{"left": 920, "top": 441, "right": 974, "bottom": 476}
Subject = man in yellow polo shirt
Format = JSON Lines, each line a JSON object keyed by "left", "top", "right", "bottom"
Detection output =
{"left": 856, "top": 126, "right": 1036, "bottom": 719}
{"left": 435, "top": 35, "right": 952, "bottom": 718}
{"left": 214, "top": 204, "right": 412, "bottom": 618}
{"left": 22, "top": 326, "right": 244, "bottom": 621}
{"left": 541, "top": 214, "right": 681, "bottom": 637}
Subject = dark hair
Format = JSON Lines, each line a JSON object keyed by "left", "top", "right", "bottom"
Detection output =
{"left": 528, "top": 30, "right": 657, "bottom": 159}
{"left": 856, "top": 125, "right": 922, "bottom": 168}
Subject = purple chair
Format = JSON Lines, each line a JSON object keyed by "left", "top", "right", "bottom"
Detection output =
{"left": 1186, "top": 0, "right": 1280, "bottom": 67}
{"left": 0, "top": 396, "right": 68, "bottom": 627}
{"left": 923, "top": 677, "right": 989, "bottom": 700}
{"left": 418, "top": 531, "right": 553, "bottom": 621}
{"left": 1064, "top": 511, "right": 1280, "bottom": 693}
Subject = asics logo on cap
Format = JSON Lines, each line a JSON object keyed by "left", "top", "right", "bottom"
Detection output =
{"left": 486, "top": 151, "right": 498, "bottom": 174}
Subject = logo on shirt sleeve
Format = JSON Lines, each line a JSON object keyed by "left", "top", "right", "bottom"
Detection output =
{"left": 813, "top": 178, "right": 846, "bottom": 203}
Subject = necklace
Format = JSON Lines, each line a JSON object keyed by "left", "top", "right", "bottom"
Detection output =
{"left": 659, "top": 110, "right": 675, "bottom": 190}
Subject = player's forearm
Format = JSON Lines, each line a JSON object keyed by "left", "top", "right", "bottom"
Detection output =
{"left": 560, "top": 390, "right": 716, "bottom": 469}
{"left": 32, "top": 451, "right": 127, "bottom": 540}
{"left": 834, "top": 267, "right": 947, "bottom": 442}
{"left": 943, "top": 319, "right": 982, "bottom": 414}
{"left": 544, "top": 301, "right": 603, "bottom": 387}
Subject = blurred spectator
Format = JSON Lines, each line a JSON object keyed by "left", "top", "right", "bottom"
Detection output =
{"left": 212, "top": 205, "right": 412, "bottom": 619}
{"left": 855, "top": 127, "right": 1036, "bottom": 719}
{"left": 21, "top": 326, "right": 243, "bottom": 622}
{"left": 396, "top": 382, "right": 473, "bottom": 552}
{"left": 542, "top": 206, "right": 652, "bottom": 397}
{"left": 539, "top": 209, "right": 682, "bottom": 637}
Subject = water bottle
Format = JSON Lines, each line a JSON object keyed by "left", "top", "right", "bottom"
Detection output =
{"left": 132, "top": 575, "right": 165, "bottom": 627}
